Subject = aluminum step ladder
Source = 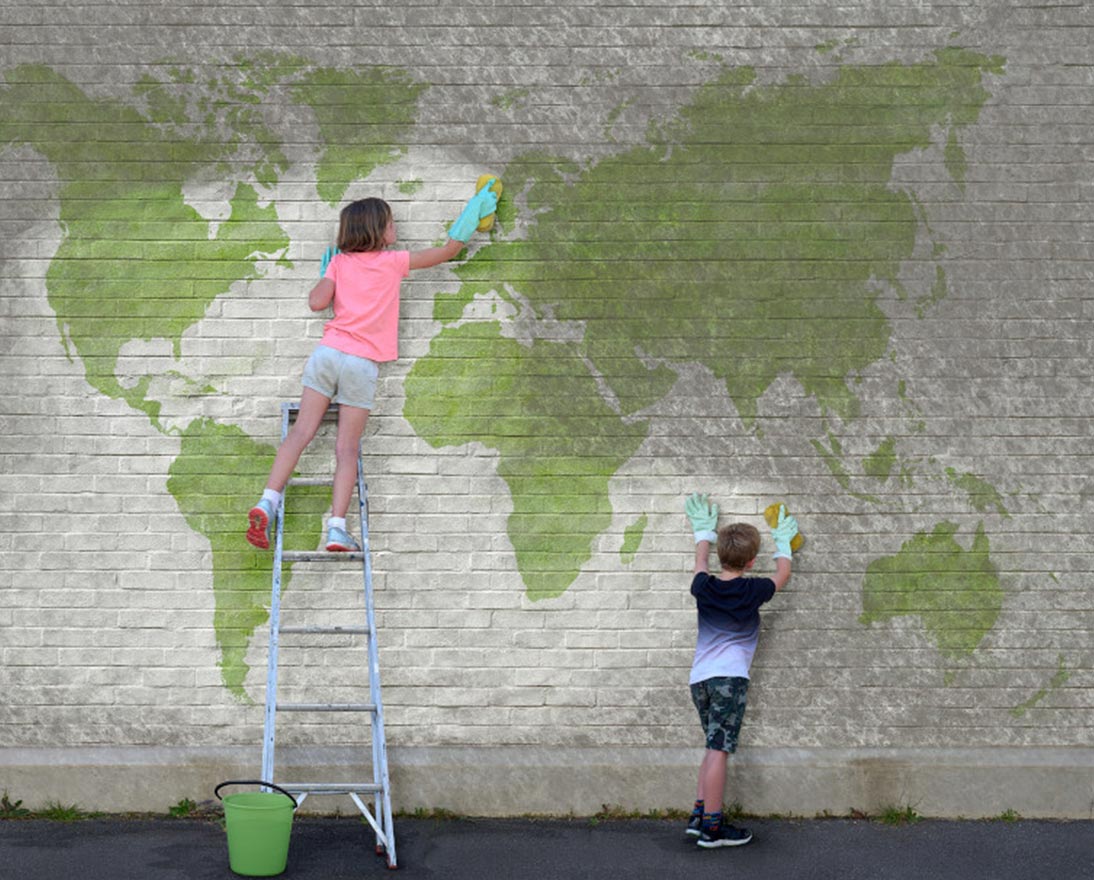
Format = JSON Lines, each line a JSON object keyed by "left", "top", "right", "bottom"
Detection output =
{"left": 261, "top": 401, "right": 396, "bottom": 869}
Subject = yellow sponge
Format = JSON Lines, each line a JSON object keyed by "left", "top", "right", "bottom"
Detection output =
{"left": 764, "top": 502, "right": 804, "bottom": 552}
{"left": 476, "top": 173, "right": 503, "bottom": 232}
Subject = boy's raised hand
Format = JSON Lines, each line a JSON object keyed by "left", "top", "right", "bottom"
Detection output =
{"left": 448, "top": 178, "right": 500, "bottom": 242}
{"left": 685, "top": 492, "right": 719, "bottom": 544}
{"left": 770, "top": 505, "right": 800, "bottom": 559}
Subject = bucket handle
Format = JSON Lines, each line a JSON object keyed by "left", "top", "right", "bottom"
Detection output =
{"left": 214, "top": 780, "right": 299, "bottom": 810}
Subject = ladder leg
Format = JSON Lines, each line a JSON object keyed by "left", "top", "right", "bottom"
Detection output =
{"left": 359, "top": 444, "right": 397, "bottom": 868}
{"left": 261, "top": 404, "right": 293, "bottom": 785}
{"left": 261, "top": 525, "right": 284, "bottom": 784}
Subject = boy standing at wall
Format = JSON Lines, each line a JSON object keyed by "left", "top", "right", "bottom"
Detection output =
{"left": 682, "top": 493, "right": 799, "bottom": 848}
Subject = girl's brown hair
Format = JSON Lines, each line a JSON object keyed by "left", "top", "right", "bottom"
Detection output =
{"left": 337, "top": 198, "right": 393, "bottom": 252}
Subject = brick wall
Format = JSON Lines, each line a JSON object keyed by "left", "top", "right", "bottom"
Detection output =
{"left": 1, "top": 1, "right": 1092, "bottom": 817}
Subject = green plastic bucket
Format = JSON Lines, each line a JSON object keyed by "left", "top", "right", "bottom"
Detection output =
{"left": 215, "top": 781, "right": 298, "bottom": 877}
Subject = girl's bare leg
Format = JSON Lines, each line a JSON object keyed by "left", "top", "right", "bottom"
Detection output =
{"left": 248, "top": 387, "right": 331, "bottom": 549}
{"left": 330, "top": 404, "right": 370, "bottom": 519}
{"left": 265, "top": 387, "right": 331, "bottom": 492}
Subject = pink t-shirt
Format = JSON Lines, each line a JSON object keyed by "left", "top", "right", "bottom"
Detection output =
{"left": 321, "top": 249, "right": 411, "bottom": 362}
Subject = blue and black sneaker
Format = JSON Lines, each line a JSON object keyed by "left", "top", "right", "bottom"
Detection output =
{"left": 697, "top": 824, "right": 753, "bottom": 848}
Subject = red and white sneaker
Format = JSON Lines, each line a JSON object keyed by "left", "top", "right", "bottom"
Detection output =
{"left": 247, "top": 498, "right": 275, "bottom": 550}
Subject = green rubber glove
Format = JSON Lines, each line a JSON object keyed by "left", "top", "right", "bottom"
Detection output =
{"left": 320, "top": 245, "right": 339, "bottom": 276}
{"left": 770, "top": 505, "right": 799, "bottom": 559}
{"left": 448, "top": 178, "right": 500, "bottom": 242}
{"left": 685, "top": 493, "right": 719, "bottom": 544}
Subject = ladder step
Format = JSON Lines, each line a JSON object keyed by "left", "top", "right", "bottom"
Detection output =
{"left": 286, "top": 477, "right": 331, "bottom": 487}
{"left": 285, "top": 402, "right": 342, "bottom": 416}
{"left": 279, "top": 625, "right": 369, "bottom": 636}
{"left": 280, "top": 782, "right": 383, "bottom": 795}
{"left": 282, "top": 551, "right": 365, "bottom": 563}
{"left": 278, "top": 702, "right": 377, "bottom": 713}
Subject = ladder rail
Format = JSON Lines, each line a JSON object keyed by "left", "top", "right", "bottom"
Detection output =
{"left": 259, "top": 401, "right": 397, "bottom": 868}
{"left": 359, "top": 452, "right": 396, "bottom": 867}
{"left": 260, "top": 403, "right": 293, "bottom": 785}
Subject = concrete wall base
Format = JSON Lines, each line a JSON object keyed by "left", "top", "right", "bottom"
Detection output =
{"left": 2, "top": 746, "right": 1092, "bottom": 820}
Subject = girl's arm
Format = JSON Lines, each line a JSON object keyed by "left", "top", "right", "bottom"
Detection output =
{"left": 309, "top": 278, "right": 335, "bottom": 312}
{"left": 408, "top": 237, "right": 464, "bottom": 270}
{"left": 312, "top": 236, "right": 464, "bottom": 309}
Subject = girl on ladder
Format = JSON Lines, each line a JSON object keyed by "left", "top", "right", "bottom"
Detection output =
{"left": 247, "top": 181, "right": 498, "bottom": 551}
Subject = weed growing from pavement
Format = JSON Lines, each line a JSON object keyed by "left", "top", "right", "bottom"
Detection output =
{"left": 880, "top": 805, "right": 922, "bottom": 826}
{"left": 36, "top": 802, "right": 91, "bottom": 822}
{"left": 1, "top": 793, "right": 31, "bottom": 819}
{"left": 168, "top": 799, "right": 199, "bottom": 818}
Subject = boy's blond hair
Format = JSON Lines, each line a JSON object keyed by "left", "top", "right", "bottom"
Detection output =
{"left": 717, "top": 523, "right": 761, "bottom": 571}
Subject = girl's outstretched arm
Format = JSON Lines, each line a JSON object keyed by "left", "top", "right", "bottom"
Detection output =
{"left": 409, "top": 237, "right": 464, "bottom": 270}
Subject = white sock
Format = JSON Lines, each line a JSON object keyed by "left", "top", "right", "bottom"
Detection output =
{"left": 262, "top": 488, "right": 283, "bottom": 507}
{"left": 328, "top": 516, "right": 347, "bottom": 532}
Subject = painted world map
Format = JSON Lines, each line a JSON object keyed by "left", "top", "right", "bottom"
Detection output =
{"left": 0, "top": 48, "right": 1012, "bottom": 697}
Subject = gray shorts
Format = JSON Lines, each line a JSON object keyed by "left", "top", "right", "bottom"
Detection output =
{"left": 301, "top": 345, "right": 378, "bottom": 409}
{"left": 690, "top": 676, "right": 749, "bottom": 753}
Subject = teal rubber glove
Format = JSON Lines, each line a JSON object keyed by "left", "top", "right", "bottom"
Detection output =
{"left": 320, "top": 245, "right": 339, "bottom": 277}
{"left": 685, "top": 493, "right": 719, "bottom": 544}
{"left": 448, "top": 178, "right": 500, "bottom": 243}
{"left": 770, "top": 505, "right": 799, "bottom": 559}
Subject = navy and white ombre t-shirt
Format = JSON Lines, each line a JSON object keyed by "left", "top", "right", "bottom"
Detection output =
{"left": 688, "top": 572, "right": 777, "bottom": 684}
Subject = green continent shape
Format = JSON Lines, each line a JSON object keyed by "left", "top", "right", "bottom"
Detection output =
{"left": 860, "top": 521, "right": 1002, "bottom": 663}
{"left": 863, "top": 437, "right": 898, "bottom": 482}
{"left": 0, "top": 65, "right": 290, "bottom": 422}
{"left": 293, "top": 67, "right": 427, "bottom": 206}
{"left": 440, "top": 49, "right": 1002, "bottom": 426}
{"left": 403, "top": 322, "right": 648, "bottom": 600}
{"left": 167, "top": 419, "right": 329, "bottom": 699}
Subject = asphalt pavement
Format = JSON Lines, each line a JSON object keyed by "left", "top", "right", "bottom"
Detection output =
{"left": 3, "top": 814, "right": 1092, "bottom": 879}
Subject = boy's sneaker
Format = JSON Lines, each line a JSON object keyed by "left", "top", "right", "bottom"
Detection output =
{"left": 325, "top": 525, "right": 361, "bottom": 553}
{"left": 686, "top": 813, "right": 703, "bottom": 838}
{"left": 697, "top": 824, "right": 753, "bottom": 848}
{"left": 247, "top": 498, "right": 276, "bottom": 550}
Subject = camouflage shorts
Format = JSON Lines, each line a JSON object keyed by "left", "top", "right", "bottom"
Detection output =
{"left": 690, "top": 676, "right": 750, "bottom": 753}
